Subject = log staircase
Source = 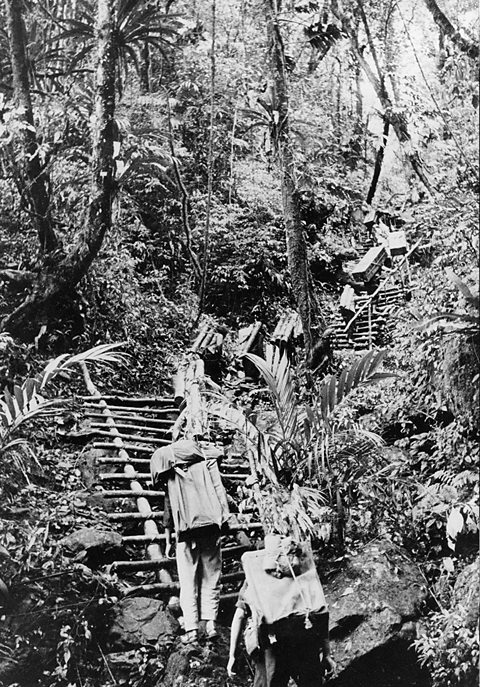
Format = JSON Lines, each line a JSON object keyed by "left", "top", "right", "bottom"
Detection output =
{"left": 72, "top": 229, "right": 417, "bottom": 604}
{"left": 329, "top": 234, "right": 417, "bottom": 352}
{"left": 78, "top": 358, "right": 262, "bottom": 603}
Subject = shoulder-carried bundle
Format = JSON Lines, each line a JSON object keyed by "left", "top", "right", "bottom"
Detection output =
{"left": 151, "top": 439, "right": 230, "bottom": 535}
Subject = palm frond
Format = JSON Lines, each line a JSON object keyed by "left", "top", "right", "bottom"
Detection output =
{"left": 316, "top": 350, "right": 395, "bottom": 424}
{"left": 244, "top": 351, "right": 299, "bottom": 444}
{"left": 1, "top": 344, "right": 128, "bottom": 443}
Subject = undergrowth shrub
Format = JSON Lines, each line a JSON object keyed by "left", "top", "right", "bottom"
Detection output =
{"left": 415, "top": 559, "right": 479, "bottom": 687}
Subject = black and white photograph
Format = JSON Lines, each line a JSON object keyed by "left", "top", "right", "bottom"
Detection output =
{"left": 0, "top": 0, "right": 478, "bottom": 685}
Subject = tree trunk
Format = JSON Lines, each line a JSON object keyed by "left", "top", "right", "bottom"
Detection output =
{"left": 354, "top": 62, "right": 362, "bottom": 121}
{"left": 346, "top": 2, "right": 432, "bottom": 192}
{"left": 139, "top": 40, "right": 150, "bottom": 93}
{"left": 1, "top": 0, "right": 117, "bottom": 337}
{"left": 366, "top": 116, "right": 390, "bottom": 204}
{"left": 423, "top": 0, "right": 478, "bottom": 59}
{"left": 4, "top": 0, "right": 57, "bottom": 253}
{"left": 263, "top": 0, "right": 318, "bottom": 356}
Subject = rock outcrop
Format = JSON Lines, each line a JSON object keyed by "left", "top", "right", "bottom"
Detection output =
{"left": 324, "top": 539, "right": 430, "bottom": 687}
{"left": 107, "top": 597, "right": 179, "bottom": 650}
{"left": 60, "top": 526, "right": 124, "bottom": 567}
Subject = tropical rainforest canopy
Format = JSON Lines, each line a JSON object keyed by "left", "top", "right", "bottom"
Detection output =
{"left": 0, "top": 0, "right": 478, "bottom": 685}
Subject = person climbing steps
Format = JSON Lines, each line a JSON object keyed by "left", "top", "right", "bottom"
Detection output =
{"left": 151, "top": 437, "right": 231, "bottom": 644}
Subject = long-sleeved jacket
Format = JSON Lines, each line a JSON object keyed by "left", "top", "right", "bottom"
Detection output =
{"left": 150, "top": 439, "right": 230, "bottom": 540}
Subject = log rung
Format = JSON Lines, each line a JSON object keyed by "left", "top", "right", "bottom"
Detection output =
{"left": 85, "top": 411, "right": 176, "bottom": 426}
{"left": 112, "top": 558, "right": 175, "bottom": 572}
{"left": 122, "top": 534, "right": 168, "bottom": 544}
{"left": 107, "top": 511, "right": 163, "bottom": 521}
{"left": 85, "top": 403, "right": 178, "bottom": 416}
{"left": 94, "top": 430, "right": 171, "bottom": 445}
{"left": 96, "top": 457, "right": 151, "bottom": 465}
{"left": 81, "top": 395, "right": 174, "bottom": 404}
{"left": 100, "top": 489, "right": 164, "bottom": 498}
{"left": 120, "top": 536, "right": 251, "bottom": 557}
{"left": 222, "top": 544, "right": 251, "bottom": 558}
{"left": 91, "top": 422, "right": 173, "bottom": 436}
{"left": 99, "top": 472, "right": 152, "bottom": 481}
{"left": 125, "top": 586, "right": 241, "bottom": 601}
{"left": 93, "top": 442, "right": 153, "bottom": 454}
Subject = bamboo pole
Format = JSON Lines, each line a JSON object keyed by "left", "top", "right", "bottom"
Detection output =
{"left": 94, "top": 430, "right": 171, "bottom": 445}
{"left": 85, "top": 411, "right": 176, "bottom": 426}
{"left": 80, "top": 395, "right": 173, "bottom": 404}
{"left": 100, "top": 489, "right": 164, "bottom": 498}
{"left": 84, "top": 403, "right": 178, "bottom": 415}
{"left": 99, "top": 472, "right": 151, "bottom": 480}
{"left": 107, "top": 512, "right": 164, "bottom": 522}
{"left": 90, "top": 422, "right": 173, "bottom": 436}
{"left": 93, "top": 442, "right": 153, "bottom": 453}
{"left": 367, "top": 300, "right": 373, "bottom": 348}
{"left": 96, "top": 456, "right": 151, "bottom": 465}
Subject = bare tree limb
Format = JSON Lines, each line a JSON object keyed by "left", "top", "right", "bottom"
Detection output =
{"left": 337, "top": 3, "right": 433, "bottom": 193}
{"left": 423, "top": 0, "right": 478, "bottom": 59}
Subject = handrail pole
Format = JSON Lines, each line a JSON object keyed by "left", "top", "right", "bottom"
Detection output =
{"left": 368, "top": 301, "right": 372, "bottom": 348}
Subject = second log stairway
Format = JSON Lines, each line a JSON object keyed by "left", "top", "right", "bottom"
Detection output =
{"left": 329, "top": 234, "right": 418, "bottom": 352}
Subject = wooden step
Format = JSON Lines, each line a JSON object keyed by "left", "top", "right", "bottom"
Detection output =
{"left": 93, "top": 431, "right": 171, "bottom": 445}
{"left": 90, "top": 422, "right": 173, "bottom": 437}
{"left": 85, "top": 403, "right": 178, "bottom": 416}
{"left": 112, "top": 558, "right": 175, "bottom": 572}
{"left": 93, "top": 442, "right": 154, "bottom": 454}
{"left": 82, "top": 395, "right": 174, "bottom": 405}
{"left": 99, "top": 472, "right": 152, "bottom": 481}
{"left": 100, "top": 489, "right": 164, "bottom": 498}
{"left": 107, "top": 511, "right": 164, "bottom": 522}
{"left": 86, "top": 412, "right": 177, "bottom": 427}
{"left": 96, "top": 456, "right": 151, "bottom": 466}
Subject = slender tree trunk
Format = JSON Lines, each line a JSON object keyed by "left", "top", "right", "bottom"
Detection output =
{"left": 4, "top": 0, "right": 57, "bottom": 253}
{"left": 423, "top": 0, "right": 478, "bottom": 59}
{"left": 166, "top": 98, "right": 201, "bottom": 280}
{"left": 354, "top": 62, "right": 362, "bottom": 121}
{"left": 344, "top": 1, "right": 432, "bottom": 192}
{"left": 1, "top": 0, "right": 117, "bottom": 337}
{"left": 139, "top": 40, "right": 150, "bottom": 93}
{"left": 198, "top": 0, "right": 216, "bottom": 316}
{"left": 437, "top": 27, "right": 446, "bottom": 71}
{"left": 366, "top": 116, "right": 390, "bottom": 204}
{"left": 73, "top": 0, "right": 116, "bottom": 275}
{"left": 263, "top": 0, "right": 318, "bottom": 356}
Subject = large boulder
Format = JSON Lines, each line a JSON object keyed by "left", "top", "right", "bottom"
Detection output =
{"left": 440, "top": 334, "right": 479, "bottom": 429}
{"left": 325, "top": 539, "right": 430, "bottom": 687}
{"left": 60, "top": 527, "right": 124, "bottom": 567}
{"left": 452, "top": 557, "right": 478, "bottom": 631}
{"left": 108, "top": 597, "right": 179, "bottom": 650}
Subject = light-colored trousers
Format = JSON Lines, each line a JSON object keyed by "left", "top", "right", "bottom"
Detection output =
{"left": 176, "top": 535, "right": 222, "bottom": 632}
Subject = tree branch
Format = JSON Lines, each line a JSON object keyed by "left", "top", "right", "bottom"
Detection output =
{"left": 423, "top": 0, "right": 478, "bottom": 59}
{"left": 336, "top": 6, "right": 433, "bottom": 192}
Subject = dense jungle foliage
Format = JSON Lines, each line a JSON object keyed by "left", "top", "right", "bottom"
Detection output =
{"left": 0, "top": 0, "right": 478, "bottom": 685}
